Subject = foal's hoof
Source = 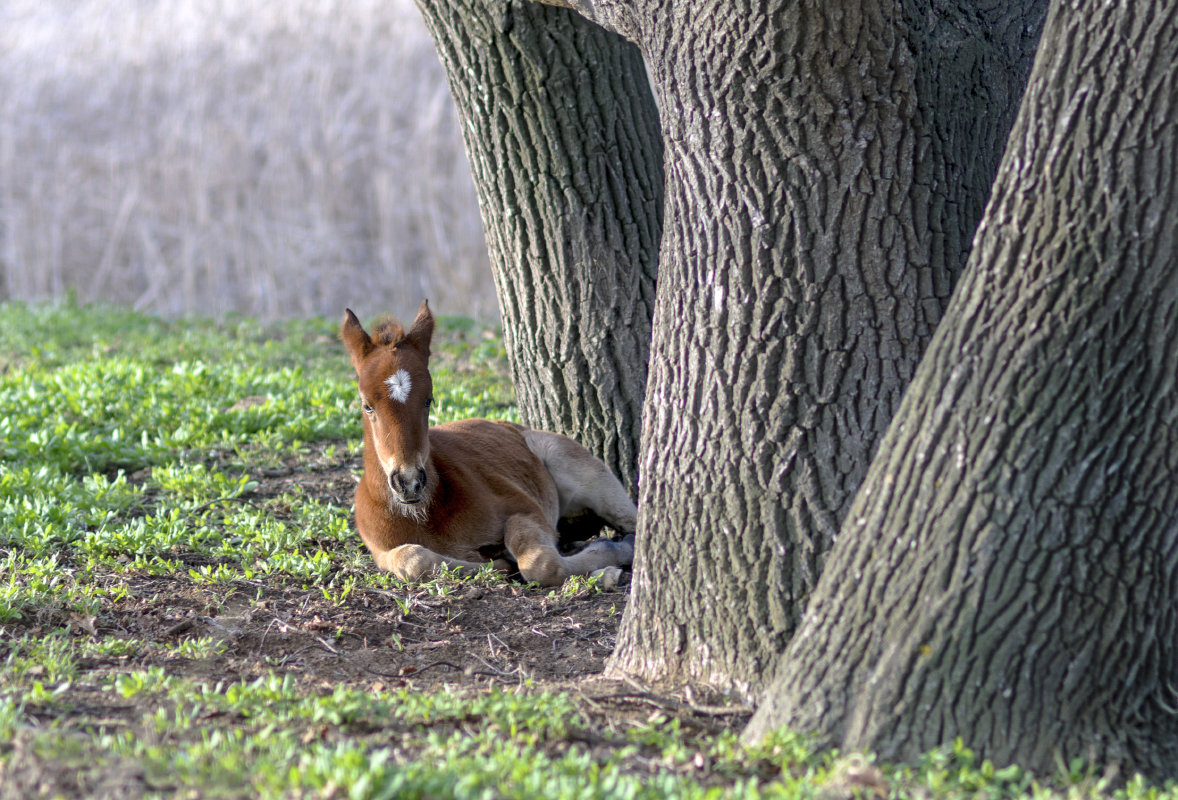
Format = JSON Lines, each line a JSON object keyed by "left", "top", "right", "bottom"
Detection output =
{"left": 591, "top": 565, "right": 623, "bottom": 591}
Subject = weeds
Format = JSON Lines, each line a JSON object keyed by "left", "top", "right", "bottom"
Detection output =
{"left": 0, "top": 303, "right": 1162, "bottom": 799}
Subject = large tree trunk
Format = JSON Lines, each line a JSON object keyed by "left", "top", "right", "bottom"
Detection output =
{"left": 748, "top": 0, "right": 1178, "bottom": 781}
{"left": 414, "top": 0, "right": 662, "bottom": 496}
{"left": 424, "top": 0, "right": 1044, "bottom": 697}
{"left": 605, "top": 0, "right": 937, "bottom": 697}
{"left": 593, "top": 0, "right": 1044, "bottom": 698}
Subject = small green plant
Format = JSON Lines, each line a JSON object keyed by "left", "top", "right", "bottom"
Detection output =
{"left": 164, "top": 636, "right": 229, "bottom": 660}
{"left": 81, "top": 637, "right": 146, "bottom": 659}
{"left": 2, "top": 630, "right": 80, "bottom": 686}
{"left": 550, "top": 572, "right": 602, "bottom": 600}
{"left": 110, "top": 666, "right": 172, "bottom": 699}
{"left": 320, "top": 574, "right": 358, "bottom": 605}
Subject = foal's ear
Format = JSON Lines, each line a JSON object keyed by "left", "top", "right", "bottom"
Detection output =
{"left": 341, "top": 309, "right": 374, "bottom": 374}
{"left": 404, "top": 300, "right": 435, "bottom": 356}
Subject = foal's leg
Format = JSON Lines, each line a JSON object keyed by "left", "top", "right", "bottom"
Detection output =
{"left": 505, "top": 515, "right": 634, "bottom": 586}
{"left": 374, "top": 544, "right": 501, "bottom": 583}
{"left": 522, "top": 430, "right": 637, "bottom": 532}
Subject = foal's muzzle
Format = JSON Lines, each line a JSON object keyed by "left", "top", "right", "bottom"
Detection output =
{"left": 388, "top": 467, "right": 428, "bottom": 504}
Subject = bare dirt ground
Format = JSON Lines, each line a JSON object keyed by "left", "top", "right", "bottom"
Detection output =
{"left": 2, "top": 444, "right": 756, "bottom": 798}
{"left": 187, "top": 442, "right": 638, "bottom": 692}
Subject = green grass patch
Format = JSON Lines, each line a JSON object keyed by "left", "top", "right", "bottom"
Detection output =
{"left": 0, "top": 301, "right": 516, "bottom": 591}
{"left": 0, "top": 301, "right": 1170, "bottom": 799}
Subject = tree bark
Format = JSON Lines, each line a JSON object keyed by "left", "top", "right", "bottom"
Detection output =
{"left": 749, "top": 0, "right": 1178, "bottom": 781}
{"left": 607, "top": 0, "right": 936, "bottom": 698}
{"left": 422, "top": 0, "right": 1045, "bottom": 699}
{"left": 900, "top": 0, "right": 1048, "bottom": 294}
{"left": 543, "top": 0, "right": 1047, "bottom": 293}
{"left": 413, "top": 0, "right": 663, "bottom": 496}
{"left": 605, "top": 0, "right": 1045, "bottom": 699}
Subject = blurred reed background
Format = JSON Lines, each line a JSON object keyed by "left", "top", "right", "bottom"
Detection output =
{"left": 0, "top": 0, "right": 496, "bottom": 322}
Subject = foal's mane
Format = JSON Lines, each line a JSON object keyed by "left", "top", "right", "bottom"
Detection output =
{"left": 372, "top": 318, "right": 407, "bottom": 347}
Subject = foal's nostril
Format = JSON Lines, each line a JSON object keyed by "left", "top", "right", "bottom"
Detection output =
{"left": 389, "top": 467, "right": 427, "bottom": 499}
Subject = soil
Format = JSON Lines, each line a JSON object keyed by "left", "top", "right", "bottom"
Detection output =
{"left": 1, "top": 442, "right": 756, "bottom": 799}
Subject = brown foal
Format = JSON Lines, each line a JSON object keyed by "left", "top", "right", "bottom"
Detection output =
{"left": 342, "top": 302, "right": 635, "bottom": 585}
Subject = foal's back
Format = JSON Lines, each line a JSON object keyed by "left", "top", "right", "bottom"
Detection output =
{"left": 420, "top": 419, "right": 561, "bottom": 545}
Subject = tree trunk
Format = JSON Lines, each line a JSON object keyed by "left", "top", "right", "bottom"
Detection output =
{"left": 605, "top": 0, "right": 937, "bottom": 698}
{"left": 600, "top": 0, "right": 1044, "bottom": 699}
{"left": 424, "top": 0, "right": 1045, "bottom": 697}
{"left": 900, "top": 0, "right": 1048, "bottom": 294}
{"left": 413, "top": 0, "right": 663, "bottom": 496}
{"left": 749, "top": 0, "right": 1178, "bottom": 781}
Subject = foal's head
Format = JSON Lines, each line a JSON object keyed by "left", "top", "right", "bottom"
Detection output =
{"left": 342, "top": 302, "right": 436, "bottom": 516}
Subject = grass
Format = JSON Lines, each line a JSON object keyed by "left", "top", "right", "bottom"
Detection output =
{"left": 0, "top": 301, "right": 513, "bottom": 604}
{"left": 0, "top": 301, "right": 1174, "bottom": 799}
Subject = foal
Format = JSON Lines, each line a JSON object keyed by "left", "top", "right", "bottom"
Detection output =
{"left": 342, "top": 302, "right": 636, "bottom": 585}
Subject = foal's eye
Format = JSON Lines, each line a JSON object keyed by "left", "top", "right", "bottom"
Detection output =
{"left": 362, "top": 402, "right": 374, "bottom": 415}
{"left": 425, "top": 397, "right": 434, "bottom": 409}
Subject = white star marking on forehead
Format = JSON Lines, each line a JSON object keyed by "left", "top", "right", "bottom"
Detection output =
{"left": 385, "top": 369, "right": 412, "bottom": 404}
